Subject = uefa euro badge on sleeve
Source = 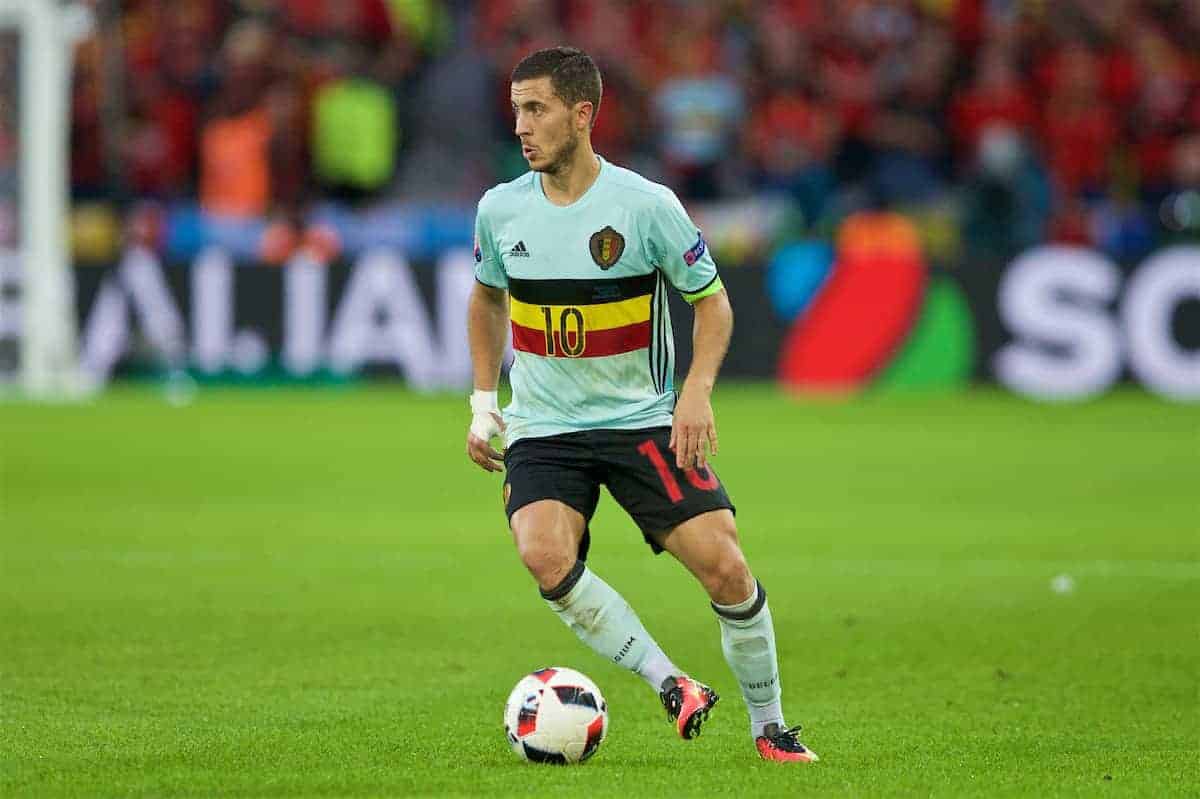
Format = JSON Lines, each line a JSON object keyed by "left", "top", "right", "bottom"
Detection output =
{"left": 589, "top": 226, "right": 625, "bottom": 270}
{"left": 683, "top": 231, "right": 706, "bottom": 267}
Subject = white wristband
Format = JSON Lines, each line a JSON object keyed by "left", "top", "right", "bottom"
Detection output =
{"left": 470, "top": 389, "right": 499, "bottom": 414}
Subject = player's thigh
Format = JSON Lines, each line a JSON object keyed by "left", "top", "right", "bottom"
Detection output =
{"left": 509, "top": 499, "right": 588, "bottom": 572}
{"left": 504, "top": 434, "right": 602, "bottom": 577}
{"left": 601, "top": 427, "right": 736, "bottom": 555}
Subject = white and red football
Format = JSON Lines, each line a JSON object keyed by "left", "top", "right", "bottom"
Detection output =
{"left": 503, "top": 667, "right": 609, "bottom": 764}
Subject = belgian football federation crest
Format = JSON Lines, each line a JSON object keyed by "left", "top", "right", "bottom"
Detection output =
{"left": 588, "top": 226, "right": 625, "bottom": 270}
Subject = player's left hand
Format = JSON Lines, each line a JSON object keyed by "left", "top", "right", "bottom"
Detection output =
{"left": 670, "top": 388, "right": 717, "bottom": 470}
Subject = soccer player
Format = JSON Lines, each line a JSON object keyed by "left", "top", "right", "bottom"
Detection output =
{"left": 465, "top": 47, "right": 817, "bottom": 764}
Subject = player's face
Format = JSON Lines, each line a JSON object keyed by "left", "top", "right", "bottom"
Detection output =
{"left": 511, "top": 77, "right": 582, "bottom": 175}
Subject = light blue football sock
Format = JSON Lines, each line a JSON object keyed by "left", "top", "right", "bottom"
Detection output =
{"left": 713, "top": 581, "right": 786, "bottom": 739}
{"left": 542, "top": 561, "right": 679, "bottom": 691}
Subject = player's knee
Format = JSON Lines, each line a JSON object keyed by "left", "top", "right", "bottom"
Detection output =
{"left": 706, "top": 552, "right": 754, "bottom": 605}
{"left": 711, "top": 517, "right": 752, "bottom": 595}
{"left": 694, "top": 518, "right": 753, "bottom": 604}
{"left": 514, "top": 534, "right": 575, "bottom": 590}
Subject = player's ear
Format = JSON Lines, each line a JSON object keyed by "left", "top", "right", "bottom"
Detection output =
{"left": 577, "top": 101, "right": 594, "bottom": 131}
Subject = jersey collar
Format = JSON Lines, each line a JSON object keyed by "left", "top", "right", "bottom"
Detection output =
{"left": 534, "top": 155, "right": 606, "bottom": 213}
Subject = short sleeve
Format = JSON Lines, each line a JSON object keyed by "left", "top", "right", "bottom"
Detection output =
{"left": 644, "top": 189, "right": 722, "bottom": 304}
{"left": 473, "top": 200, "right": 508, "bottom": 290}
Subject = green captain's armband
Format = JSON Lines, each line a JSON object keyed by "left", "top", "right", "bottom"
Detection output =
{"left": 682, "top": 276, "right": 724, "bottom": 304}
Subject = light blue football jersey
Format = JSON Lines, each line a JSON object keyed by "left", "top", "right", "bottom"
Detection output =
{"left": 474, "top": 156, "right": 723, "bottom": 446}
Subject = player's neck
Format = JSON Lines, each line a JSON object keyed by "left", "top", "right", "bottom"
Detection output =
{"left": 540, "top": 146, "right": 601, "bottom": 207}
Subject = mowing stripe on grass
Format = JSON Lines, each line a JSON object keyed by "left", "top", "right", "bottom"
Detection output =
{"left": 32, "top": 551, "right": 1200, "bottom": 580}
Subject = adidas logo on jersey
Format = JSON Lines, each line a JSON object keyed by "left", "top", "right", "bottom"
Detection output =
{"left": 509, "top": 241, "right": 531, "bottom": 257}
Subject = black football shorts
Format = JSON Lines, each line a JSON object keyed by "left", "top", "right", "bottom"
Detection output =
{"left": 502, "top": 426, "right": 735, "bottom": 557}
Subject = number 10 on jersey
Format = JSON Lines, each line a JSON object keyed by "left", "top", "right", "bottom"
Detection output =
{"left": 540, "top": 306, "right": 586, "bottom": 357}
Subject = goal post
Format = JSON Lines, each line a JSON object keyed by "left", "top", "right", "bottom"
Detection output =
{"left": 0, "top": 0, "right": 93, "bottom": 398}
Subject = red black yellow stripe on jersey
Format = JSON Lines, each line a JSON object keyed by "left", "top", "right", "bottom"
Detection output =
{"left": 508, "top": 274, "right": 657, "bottom": 359}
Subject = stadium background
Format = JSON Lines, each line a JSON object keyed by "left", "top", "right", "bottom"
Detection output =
{"left": 2, "top": 1, "right": 1198, "bottom": 796}
{"left": 1, "top": 0, "right": 1198, "bottom": 397}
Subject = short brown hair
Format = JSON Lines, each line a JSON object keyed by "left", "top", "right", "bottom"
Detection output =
{"left": 511, "top": 47, "right": 603, "bottom": 127}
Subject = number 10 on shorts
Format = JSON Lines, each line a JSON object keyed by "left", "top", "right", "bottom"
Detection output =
{"left": 637, "top": 439, "right": 720, "bottom": 503}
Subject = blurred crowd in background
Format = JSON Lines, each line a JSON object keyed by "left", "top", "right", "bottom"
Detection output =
{"left": 2, "top": 0, "right": 1199, "bottom": 265}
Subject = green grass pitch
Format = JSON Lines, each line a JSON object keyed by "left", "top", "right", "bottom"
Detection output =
{"left": 2, "top": 384, "right": 1197, "bottom": 796}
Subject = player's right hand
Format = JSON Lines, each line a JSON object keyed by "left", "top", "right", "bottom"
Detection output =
{"left": 466, "top": 413, "right": 505, "bottom": 472}
{"left": 466, "top": 390, "right": 506, "bottom": 473}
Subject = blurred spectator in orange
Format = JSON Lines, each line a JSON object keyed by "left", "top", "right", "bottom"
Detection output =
{"left": 199, "top": 19, "right": 277, "bottom": 217}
